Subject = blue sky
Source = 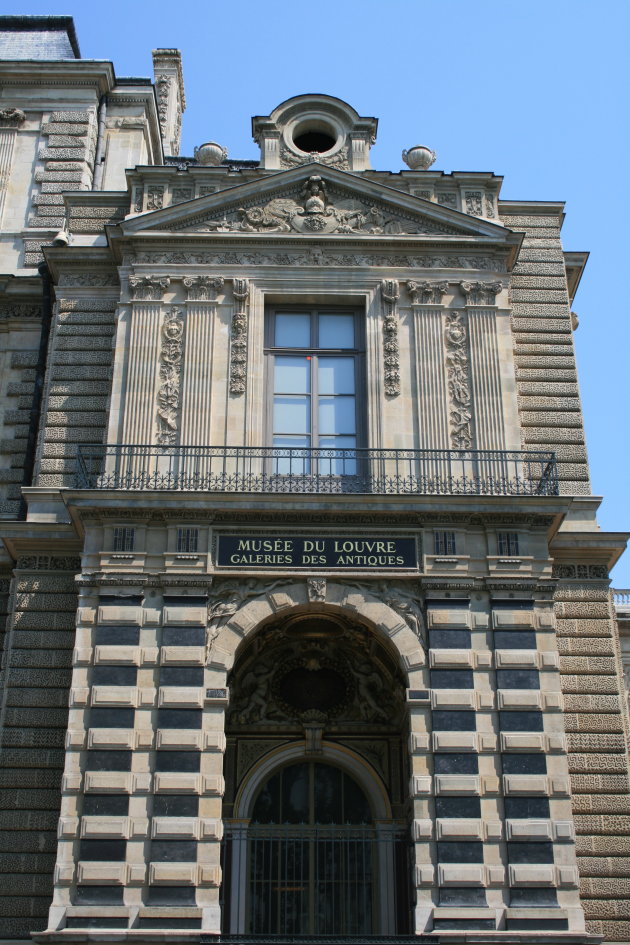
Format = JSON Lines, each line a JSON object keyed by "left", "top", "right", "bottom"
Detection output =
{"left": 9, "top": 0, "right": 630, "bottom": 583}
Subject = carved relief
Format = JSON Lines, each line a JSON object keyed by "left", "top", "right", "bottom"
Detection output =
{"left": 178, "top": 175, "right": 461, "bottom": 236}
{"left": 465, "top": 191, "right": 483, "bottom": 216}
{"left": 406, "top": 280, "right": 448, "bottom": 305}
{"left": 307, "top": 578, "right": 327, "bottom": 602}
{"left": 437, "top": 192, "right": 457, "bottom": 208}
{"left": 485, "top": 194, "right": 495, "bottom": 218}
{"left": 155, "top": 74, "right": 171, "bottom": 140}
{"left": 460, "top": 280, "right": 503, "bottom": 305}
{"left": 230, "top": 278, "right": 249, "bottom": 394}
{"left": 172, "top": 187, "right": 193, "bottom": 204}
{"left": 129, "top": 275, "right": 170, "bottom": 301}
{"left": 0, "top": 303, "right": 41, "bottom": 319}
{"left": 133, "top": 187, "right": 143, "bottom": 213}
{"left": 381, "top": 279, "right": 400, "bottom": 397}
{"left": 147, "top": 186, "right": 164, "bottom": 211}
{"left": 0, "top": 107, "right": 26, "bottom": 127}
{"left": 16, "top": 555, "right": 81, "bottom": 571}
{"left": 444, "top": 310, "right": 473, "bottom": 449}
{"left": 552, "top": 564, "right": 609, "bottom": 580}
{"left": 133, "top": 249, "right": 507, "bottom": 271}
{"left": 156, "top": 307, "right": 184, "bottom": 444}
{"left": 280, "top": 144, "right": 351, "bottom": 170}
{"left": 183, "top": 275, "right": 224, "bottom": 301}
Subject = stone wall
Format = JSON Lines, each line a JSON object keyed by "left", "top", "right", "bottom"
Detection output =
{"left": 555, "top": 579, "right": 630, "bottom": 942}
{"left": 499, "top": 207, "right": 590, "bottom": 496}
{"left": 0, "top": 559, "right": 80, "bottom": 937}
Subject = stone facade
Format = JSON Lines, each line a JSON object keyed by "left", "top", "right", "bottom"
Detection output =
{"left": 0, "top": 14, "right": 628, "bottom": 945}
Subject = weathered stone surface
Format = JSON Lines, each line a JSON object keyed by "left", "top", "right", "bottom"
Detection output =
{"left": 577, "top": 836, "right": 630, "bottom": 855}
{"left": 575, "top": 814, "right": 630, "bottom": 835}
{"left": 0, "top": 810, "right": 59, "bottom": 831}
{"left": 560, "top": 675, "right": 620, "bottom": 695}
{"left": 557, "top": 637, "right": 615, "bottom": 655}
{"left": 50, "top": 351, "right": 112, "bottom": 366}
{"left": 560, "top": 656, "right": 618, "bottom": 675}
{"left": 567, "top": 734, "right": 626, "bottom": 753}
{"left": 6, "top": 688, "right": 69, "bottom": 708}
{"left": 578, "top": 857, "right": 630, "bottom": 876}
{"left": 556, "top": 602, "right": 611, "bottom": 618}
{"left": 0, "top": 729, "right": 65, "bottom": 749}
{"left": 573, "top": 795, "right": 630, "bottom": 814}
{"left": 565, "top": 714, "right": 624, "bottom": 733}
{"left": 563, "top": 694, "right": 621, "bottom": 713}
{"left": 557, "top": 618, "right": 614, "bottom": 636}
{"left": 571, "top": 774, "right": 630, "bottom": 795}
{"left": 568, "top": 754, "right": 629, "bottom": 774}
{"left": 57, "top": 298, "right": 116, "bottom": 313}
{"left": 521, "top": 410, "right": 583, "bottom": 427}
{"left": 584, "top": 919, "right": 630, "bottom": 940}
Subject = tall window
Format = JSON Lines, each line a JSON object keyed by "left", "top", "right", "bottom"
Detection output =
{"left": 266, "top": 308, "right": 362, "bottom": 474}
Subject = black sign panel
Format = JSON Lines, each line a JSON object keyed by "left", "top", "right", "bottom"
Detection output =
{"left": 216, "top": 535, "right": 417, "bottom": 569}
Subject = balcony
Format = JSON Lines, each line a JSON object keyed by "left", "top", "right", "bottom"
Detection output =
{"left": 75, "top": 445, "right": 558, "bottom": 497}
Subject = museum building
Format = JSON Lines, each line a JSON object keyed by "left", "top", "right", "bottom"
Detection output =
{"left": 0, "top": 14, "right": 629, "bottom": 945}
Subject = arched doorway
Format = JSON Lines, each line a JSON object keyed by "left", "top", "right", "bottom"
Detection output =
{"left": 221, "top": 611, "right": 412, "bottom": 935}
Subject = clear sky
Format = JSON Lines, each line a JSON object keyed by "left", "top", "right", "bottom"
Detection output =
{"left": 9, "top": 0, "right": 630, "bottom": 583}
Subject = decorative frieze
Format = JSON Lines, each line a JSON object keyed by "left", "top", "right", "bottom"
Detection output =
{"left": 460, "top": 281, "right": 503, "bottom": 305}
{"left": 16, "top": 555, "right": 81, "bottom": 571}
{"left": 156, "top": 307, "right": 184, "bottom": 445}
{"left": 155, "top": 74, "right": 171, "bottom": 143}
{"left": 131, "top": 249, "right": 507, "bottom": 270}
{"left": 380, "top": 279, "right": 400, "bottom": 397}
{"left": 406, "top": 280, "right": 448, "bottom": 305}
{"left": 553, "top": 564, "right": 609, "bottom": 581}
{"left": 230, "top": 279, "right": 249, "bottom": 395}
{"left": 147, "top": 185, "right": 164, "bottom": 211}
{"left": 128, "top": 275, "right": 170, "bottom": 301}
{"left": 444, "top": 310, "right": 473, "bottom": 449}
{"left": 464, "top": 191, "right": 483, "bottom": 216}
{"left": 183, "top": 275, "right": 225, "bottom": 301}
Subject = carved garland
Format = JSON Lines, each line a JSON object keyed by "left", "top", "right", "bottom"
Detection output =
{"left": 156, "top": 307, "right": 184, "bottom": 444}
{"left": 380, "top": 279, "right": 400, "bottom": 397}
{"left": 444, "top": 310, "right": 473, "bottom": 449}
{"left": 156, "top": 74, "right": 171, "bottom": 141}
{"left": 230, "top": 279, "right": 249, "bottom": 394}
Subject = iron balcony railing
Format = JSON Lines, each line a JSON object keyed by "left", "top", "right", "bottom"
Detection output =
{"left": 75, "top": 444, "right": 559, "bottom": 497}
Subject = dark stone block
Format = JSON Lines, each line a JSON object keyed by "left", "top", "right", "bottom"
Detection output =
{"left": 425, "top": 599, "right": 470, "bottom": 609}
{"left": 66, "top": 917, "right": 128, "bottom": 928}
{"left": 0, "top": 787, "right": 62, "bottom": 810}
{"left": 432, "top": 710, "right": 476, "bottom": 731}
{"left": 82, "top": 794, "right": 129, "bottom": 816}
{"left": 78, "top": 838, "right": 127, "bottom": 861}
{"left": 160, "top": 666, "right": 204, "bottom": 686}
{"left": 434, "top": 753, "right": 479, "bottom": 775}
{"left": 0, "top": 809, "right": 58, "bottom": 831}
{"left": 92, "top": 665, "right": 137, "bottom": 686}
{"left": 504, "top": 796, "right": 550, "bottom": 819}
{"left": 94, "top": 626, "right": 140, "bottom": 645}
{"left": 433, "top": 920, "right": 495, "bottom": 931}
{"left": 89, "top": 707, "right": 135, "bottom": 728}
{"left": 74, "top": 885, "right": 124, "bottom": 905}
{"left": 502, "top": 753, "right": 546, "bottom": 775}
{"left": 150, "top": 839, "right": 197, "bottom": 862}
{"left": 156, "top": 708, "right": 202, "bottom": 730}
{"left": 0, "top": 872, "right": 52, "bottom": 896}
{"left": 429, "top": 630, "right": 471, "bottom": 649}
{"left": 436, "top": 841, "right": 483, "bottom": 863}
{"left": 438, "top": 887, "right": 487, "bottom": 906}
{"left": 497, "top": 669, "right": 540, "bottom": 690}
{"left": 494, "top": 631, "right": 536, "bottom": 649}
{"left": 152, "top": 794, "right": 199, "bottom": 817}
{"left": 84, "top": 750, "right": 132, "bottom": 771}
{"left": 509, "top": 887, "right": 558, "bottom": 907}
{"left": 507, "top": 919, "right": 568, "bottom": 931}
{"left": 507, "top": 841, "right": 554, "bottom": 864}
{"left": 138, "top": 918, "right": 201, "bottom": 930}
{"left": 162, "top": 626, "right": 204, "bottom": 645}
{"left": 0, "top": 895, "right": 51, "bottom": 917}
{"left": 154, "top": 751, "right": 200, "bottom": 773}
{"left": 99, "top": 595, "right": 143, "bottom": 606}
{"left": 435, "top": 796, "right": 481, "bottom": 818}
{"left": 4, "top": 707, "right": 68, "bottom": 728}
{"left": 0, "top": 748, "right": 65, "bottom": 768}
{"left": 492, "top": 599, "right": 533, "bottom": 610}
{"left": 163, "top": 595, "right": 207, "bottom": 606}
{"left": 499, "top": 710, "right": 544, "bottom": 732}
{"left": 430, "top": 669, "right": 474, "bottom": 689}
{"left": 146, "top": 885, "right": 196, "bottom": 905}
{"left": 0, "top": 727, "right": 65, "bottom": 748}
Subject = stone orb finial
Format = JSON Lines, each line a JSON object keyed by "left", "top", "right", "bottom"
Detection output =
{"left": 194, "top": 141, "right": 228, "bottom": 166}
{"left": 402, "top": 145, "right": 436, "bottom": 170}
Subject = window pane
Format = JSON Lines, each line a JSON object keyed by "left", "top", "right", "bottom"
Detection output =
{"left": 273, "top": 396, "right": 310, "bottom": 434}
{"left": 318, "top": 436, "right": 357, "bottom": 474}
{"left": 318, "top": 314, "right": 354, "bottom": 348}
{"left": 275, "top": 314, "right": 311, "bottom": 347}
{"left": 272, "top": 437, "right": 311, "bottom": 474}
{"left": 318, "top": 397, "right": 356, "bottom": 435}
{"left": 318, "top": 358, "right": 355, "bottom": 394}
{"left": 274, "top": 357, "right": 310, "bottom": 394}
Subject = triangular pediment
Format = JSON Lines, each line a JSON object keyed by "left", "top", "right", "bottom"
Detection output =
{"left": 119, "top": 164, "right": 512, "bottom": 243}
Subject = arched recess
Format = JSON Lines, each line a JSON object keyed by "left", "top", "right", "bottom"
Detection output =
{"left": 218, "top": 599, "right": 419, "bottom": 936}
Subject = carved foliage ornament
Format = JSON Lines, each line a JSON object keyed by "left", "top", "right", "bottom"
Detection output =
{"left": 156, "top": 74, "right": 170, "bottom": 140}
{"left": 280, "top": 144, "right": 351, "bottom": 171}
{"left": 129, "top": 275, "right": 170, "bottom": 301}
{"left": 460, "top": 281, "right": 503, "bottom": 305}
{"left": 0, "top": 107, "right": 26, "bottom": 127}
{"left": 230, "top": 279, "right": 249, "bottom": 394}
{"left": 380, "top": 280, "right": 400, "bottom": 397}
{"left": 407, "top": 280, "right": 448, "bottom": 305}
{"left": 183, "top": 275, "right": 224, "bottom": 301}
{"left": 180, "top": 175, "right": 461, "bottom": 237}
{"left": 444, "top": 310, "right": 473, "bottom": 449}
{"left": 552, "top": 563, "right": 609, "bottom": 580}
{"left": 131, "top": 250, "right": 507, "bottom": 271}
{"left": 156, "top": 307, "right": 184, "bottom": 444}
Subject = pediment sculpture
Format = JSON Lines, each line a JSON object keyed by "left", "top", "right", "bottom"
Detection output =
{"left": 177, "top": 175, "right": 460, "bottom": 237}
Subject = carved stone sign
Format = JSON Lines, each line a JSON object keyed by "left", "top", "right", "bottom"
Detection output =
{"left": 216, "top": 535, "right": 417, "bottom": 569}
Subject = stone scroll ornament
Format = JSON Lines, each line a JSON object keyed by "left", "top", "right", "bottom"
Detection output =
{"left": 444, "top": 310, "right": 473, "bottom": 449}
{"left": 230, "top": 279, "right": 249, "bottom": 394}
{"left": 156, "top": 307, "right": 184, "bottom": 444}
{"left": 380, "top": 279, "right": 400, "bottom": 397}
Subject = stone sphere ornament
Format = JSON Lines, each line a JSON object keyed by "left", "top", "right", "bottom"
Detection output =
{"left": 402, "top": 145, "right": 436, "bottom": 170}
{"left": 194, "top": 141, "right": 228, "bottom": 166}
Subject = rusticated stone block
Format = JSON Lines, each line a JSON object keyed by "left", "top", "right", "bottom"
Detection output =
{"left": 50, "top": 111, "right": 91, "bottom": 123}
{"left": 4, "top": 707, "right": 69, "bottom": 728}
{"left": 48, "top": 380, "right": 112, "bottom": 394}
{"left": 578, "top": 856, "right": 630, "bottom": 876}
{"left": 575, "top": 814, "right": 630, "bottom": 835}
{"left": 511, "top": 247, "right": 565, "bottom": 262}
{"left": 0, "top": 789, "right": 63, "bottom": 811}
{"left": 556, "top": 618, "right": 613, "bottom": 637}
{"left": 0, "top": 895, "right": 52, "bottom": 917}
{"left": 0, "top": 873, "right": 52, "bottom": 896}
{"left": 585, "top": 919, "right": 630, "bottom": 940}
{"left": 583, "top": 899, "right": 630, "bottom": 918}
{"left": 511, "top": 289, "right": 569, "bottom": 303}
{"left": 45, "top": 410, "right": 107, "bottom": 427}
{"left": 554, "top": 463, "right": 590, "bottom": 480}
{"left": 560, "top": 656, "right": 618, "bottom": 675}
{"left": 43, "top": 427, "right": 107, "bottom": 445}
{"left": 556, "top": 602, "right": 611, "bottom": 618}
{"left": 557, "top": 637, "right": 615, "bottom": 655}
{"left": 565, "top": 714, "right": 624, "bottom": 734}
{"left": 15, "top": 576, "right": 76, "bottom": 593}
{"left": 56, "top": 323, "right": 115, "bottom": 337}
{"left": 573, "top": 795, "right": 630, "bottom": 814}
{"left": 560, "top": 675, "right": 620, "bottom": 695}
{"left": 4, "top": 668, "right": 72, "bottom": 688}
{"left": 567, "top": 733, "right": 626, "bottom": 753}
{"left": 6, "top": 688, "right": 68, "bottom": 708}
{"left": 57, "top": 298, "right": 116, "bottom": 312}
{"left": 0, "top": 729, "right": 65, "bottom": 749}
{"left": 15, "top": 592, "right": 79, "bottom": 611}
{"left": 45, "top": 135, "right": 88, "bottom": 148}
{"left": 518, "top": 427, "right": 585, "bottom": 444}
{"left": 46, "top": 365, "right": 113, "bottom": 381}
{"left": 568, "top": 754, "right": 629, "bottom": 774}
{"left": 50, "top": 351, "right": 112, "bottom": 366}
{"left": 0, "top": 810, "right": 58, "bottom": 831}
{"left": 521, "top": 410, "right": 583, "bottom": 427}
{"left": 557, "top": 586, "right": 612, "bottom": 602}
{"left": 0, "top": 769, "right": 61, "bottom": 791}
{"left": 57, "top": 311, "right": 116, "bottom": 325}
{"left": 576, "top": 835, "right": 630, "bottom": 855}
{"left": 518, "top": 382, "right": 579, "bottom": 397}
{"left": 581, "top": 878, "right": 630, "bottom": 898}
{"left": 12, "top": 610, "right": 75, "bottom": 630}
{"left": 519, "top": 395, "right": 581, "bottom": 412}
